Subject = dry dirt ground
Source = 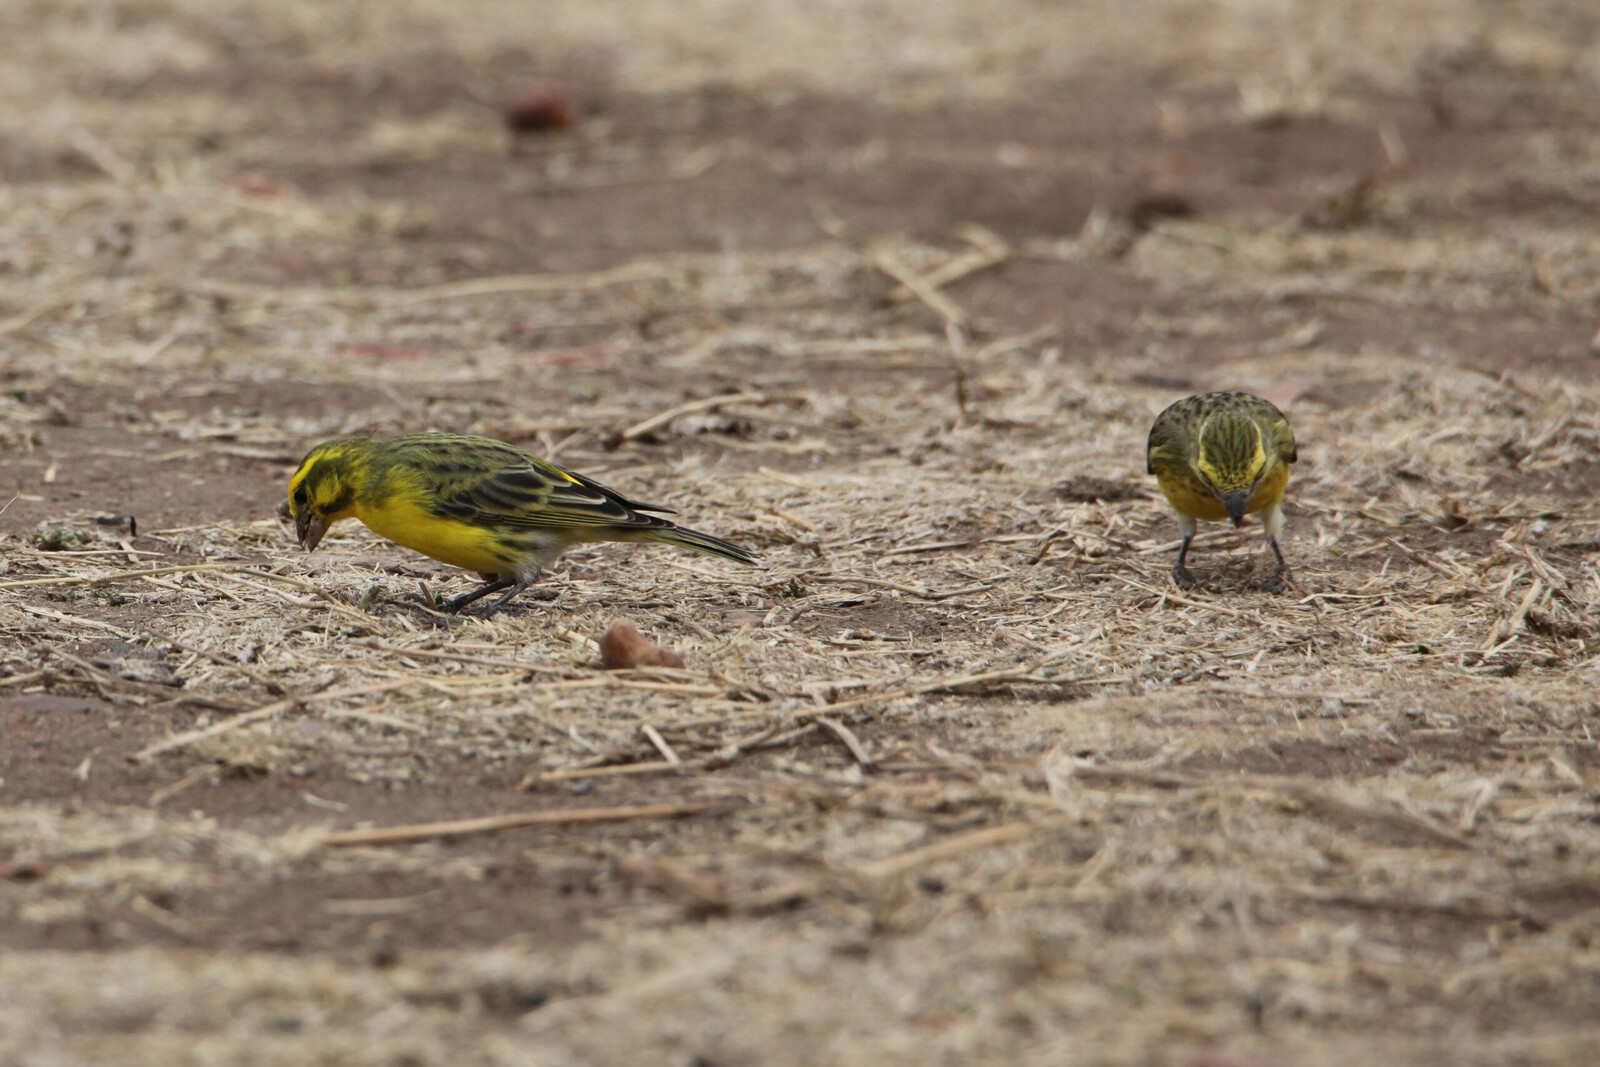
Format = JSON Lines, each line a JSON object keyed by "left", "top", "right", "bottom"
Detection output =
{"left": 3, "top": 1, "right": 1600, "bottom": 1064}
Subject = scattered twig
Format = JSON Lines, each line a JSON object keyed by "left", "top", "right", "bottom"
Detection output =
{"left": 148, "top": 635, "right": 288, "bottom": 696}
{"left": 1272, "top": 781, "right": 1477, "bottom": 851}
{"left": 19, "top": 605, "right": 138, "bottom": 639}
{"left": 817, "top": 716, "right": 875, "bottom": 768}
{"left": 359, "top": 638, "right": 567, "bottom": 675}
{"left": 1459, "top": 779, "right": 1500, "bottom": 831}
{"left": 193, "top": 263, "right": 678, "bottom": 311}
{"left": 518, "top": 716, "right": 811, "bottom": 789}
{"left": 0, "top": 562, "right": 259, "bottom": 591}
{"left": 0, "top": 300, "right": 70, "bottom": 338}
{"left": 861, "top": 816, "right": 1076, "bottom": 879}
{"left": 132, "top": 696, "right": 299, "bottom": 762}
{"left": 887, "top": 224, "right": 1010, "bottom": 307}
{"left": 1110, "top": 573, "right": 1248, "bottom": 618}
{"left": 533, "top": 677, "right": 727, "bottom": 697}
{"left": 131, "top": 680, "right": 407, "bottom": 762}
{"left": 869, "top": 246, "right": 969, "bottom": 340}
{"left": 48, "top": 650, "right": 222, "bottom": 707}
{"left": 806, "top": 573, "right": 995, "bottom": 601}
{"left": 321, "top": 801, "right": 717, "bottom": 847}
{"left": 1385, "top": 537, "right": 1471, "bottom": 581}
{"left": 1067, "top": 764, "right": 1204, "bottom": 791}
{"left": 763, "top": 506, "right": 818, "bottom": 531}
{"left": 68, "top": 130, "right": 138, "bottom": 183}
{"left": 617, "top": 855, "right": 732, "bottom": 917}
{"left": 641, "top": 723, "right": 682, "bottom": 764}
{"left": 225, "top": 569, "right": 381, "bottom": 625}
{"left": 148, "top": 766, "right": 218, "bottom": 807}
{"left": 617, "top": 390, "right": 804, "bottom": 442}
{"left": 1065, "top": 762, "right": 1476, "bottom": 851}
{"left": 1282, "top": 883, "right": 1539, "bottom": 926}
{"left": 809, "top": 661, "right": 1104, "bottom": 716}
{"left": 518, "top": 760, "right": 686, "bottom": 789}
{"left": 970, "top": 323, "right": 1056, "bottom": 362}
{"left": 755, "top": 467, "right": 824, "bottom": 491}
{"left": 1479, "top": 578, "right": 1544, "bottom": 654}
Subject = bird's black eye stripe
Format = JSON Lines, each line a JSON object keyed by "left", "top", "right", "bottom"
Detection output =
{"left": 293, "top": 485, "right": 309, "bottom": 507}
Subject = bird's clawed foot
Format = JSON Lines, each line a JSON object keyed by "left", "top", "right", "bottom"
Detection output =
{"left": 442, "top": 582, "right": 558, "bottom": 617}
{"left": 414, "top": 609, "right": 466, "bottom": 629}
{"left": 1261, "top": 566, "right": 1293, "bottom": 594}
{"left": 1171, "top": 564, "right": 1198, "bottom": 590}
{"left": 403, "top": 589, "right": 467, "bottom": 626}
{"left": 479, "top": 585, "right": 558, "bottom": 615}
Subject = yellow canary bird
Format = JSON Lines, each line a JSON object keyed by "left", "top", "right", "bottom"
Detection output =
{"left": 286, "top": 433, "right": 758, "bottom": 615}
{"left": 1146, "top": 391, "right": 1298, "bottom": 591}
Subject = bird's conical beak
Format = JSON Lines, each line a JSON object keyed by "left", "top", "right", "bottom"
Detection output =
{"left": 1221, "top": 490, "right": 1251, "bottom": 528}
{"left": 296, "top": 512, "right": 328, "bottom": 552}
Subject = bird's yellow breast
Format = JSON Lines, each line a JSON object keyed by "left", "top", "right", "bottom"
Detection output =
{"left": 1156, "top": 462, "right": 1290, "bottom": 523}
{"left": 353, "top": 494, "right": 514, "bottom": 576}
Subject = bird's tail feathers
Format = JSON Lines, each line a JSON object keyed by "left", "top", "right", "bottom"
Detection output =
{"left": 633, "top": 523, "right": 759, "bottom": 566}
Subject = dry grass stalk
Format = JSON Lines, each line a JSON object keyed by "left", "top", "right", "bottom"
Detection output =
{"left": 321, "top": 801, "right": 717, "bottom": 847}
{"left": 861, "top": 816, "right": 1078, "bottom": 879}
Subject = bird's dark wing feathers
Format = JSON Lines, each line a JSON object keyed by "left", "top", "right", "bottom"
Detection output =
{"left": 436, "top": 459, "right": 676, "bottom": 532}
{"left": 554, "top": 463, "right": 676, "bottom": 515}
{"left": 1270, "top": 416, "right": 1298, "bottom": 464}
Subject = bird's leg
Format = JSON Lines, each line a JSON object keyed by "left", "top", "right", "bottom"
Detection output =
{"left": 444, "top": 569, "right": 557, "bottom": 616}
{"left": 440, "top": 576, "right": 517, "bottom": 614}
{"left": 1171, "top": 532, "right": 1198, "bottom": 589}
{"left": 1262, "top": 535, "right": 1292, "bottom": 593}
{"left": 1260, "top": 503, "right": 1291, "bottom": 593}
{"left": 478, "top": 579, "right": 535, "bottom": 617}
{"left": 1171, "top": 514, "right": 1198, "bottom": 589}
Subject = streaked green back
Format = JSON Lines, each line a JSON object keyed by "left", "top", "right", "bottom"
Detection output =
{"left": 1147, "top": 391, "right": 1296, "bottom": 488}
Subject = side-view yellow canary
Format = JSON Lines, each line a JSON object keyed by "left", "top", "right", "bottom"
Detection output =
{"left": 1145, "top": 391, "right": 1298, "bottom": 591}
{"left": 286, "top": 433, "right": 758, "bottom": 615}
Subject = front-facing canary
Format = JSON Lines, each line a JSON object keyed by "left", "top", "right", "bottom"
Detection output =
{"left": 286, "top": 433, "right": 757, "bottom": 615}
{"left": 1146, "top": 391, "right": 1298, "bottom": 591}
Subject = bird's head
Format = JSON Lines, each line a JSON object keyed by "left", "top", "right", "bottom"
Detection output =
{"left": 1194, "top": 414, "right": 1273, "bottom": 526}
{"left": 286, "top": 441, "right": 362, "bottom": 552}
